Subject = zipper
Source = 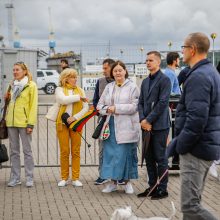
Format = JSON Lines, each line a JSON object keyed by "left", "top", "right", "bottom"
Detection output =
{"left": 24, "top": 107, "right": 28, "bottom": 121}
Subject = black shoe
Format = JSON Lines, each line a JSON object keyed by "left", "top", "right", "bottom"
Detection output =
{"left": 94, "top": 177, "right": 109, "bottom": 185}
{"left": 151, "top": 189, "right": 168, "bottom": 200}
{"left": 169, "top": 164, "right": 180, "bottom": 170}
{"left": 137, "top": 187, "right": 157, "bottom": 198}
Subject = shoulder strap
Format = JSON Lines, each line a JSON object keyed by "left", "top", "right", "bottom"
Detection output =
{"left": 2, "top": 85, "right": 12, "bottom": 120}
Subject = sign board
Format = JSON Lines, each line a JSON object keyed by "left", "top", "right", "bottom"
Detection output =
{"left": 135, "top": 64, "right": 147, "bottom": 75}
{"left": 82, "top": 78, "right": 99, "bottom": 91}
{"left": 85, "top": 65, "right": 102, "bottom": 73}
{"left": 126, "top": 64, "right": 135, "bottom": 74}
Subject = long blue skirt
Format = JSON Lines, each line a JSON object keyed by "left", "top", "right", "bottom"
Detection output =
{"left": 100, "top": 117, "right": 138, "bottom": 180}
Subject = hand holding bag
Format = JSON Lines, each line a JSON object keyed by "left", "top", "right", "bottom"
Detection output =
{"left": 0, "top": 85, "right": 11, "bottom": 140}
{"left": 45, "top": 103, "right": 60, "bottom": 121}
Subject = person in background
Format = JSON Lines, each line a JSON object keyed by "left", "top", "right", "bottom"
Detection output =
{"left": 6, "top": 62, "right": 38, "bottom": 187}
{"left": 138, "top": 51, "right": 171, "bottom": 200}
{"left": 216, "top": 61, "right": 220, "bottom": 73}
{"left": 209, "top": 60, "right": 220, "bottom": 180}
{"left": 164, "top": 52, "right": 181, "bottom": 171}
{"left": 164, "top": 52, "right": 181, "bottom": 95}
{"left": 178, "top": 66, "right": 190, "bottom": 88}
{"left": 55, "top": 68, "right": 89, "bottom": 187}
{"left": 97, "top": 60, "right": 140, "bottom": 194}
{"left": 168, "top": 32, "right": 220, "bottom": 220}
{"left": 60, "top": 59, "right": 69, "bottom": 71}
{"left": 92, "top": 58, "right": 116, "bottom": 185}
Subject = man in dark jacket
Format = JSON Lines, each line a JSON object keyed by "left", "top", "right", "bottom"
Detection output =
{"left": 93, "top": 58, "right": 115, "bottom": 185}
{"left": 168, "top": 32, "right": 220, "bottom": 220}
{"left": 138, "top": 51, "right": 171, "bottom": 200}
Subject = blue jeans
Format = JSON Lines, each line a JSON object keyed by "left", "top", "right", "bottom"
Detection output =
{"left": 145, "top": 129, "right": 169, "bottom": 191}
{"left": 180, "top": 153, "right": 218, "bottom": 220}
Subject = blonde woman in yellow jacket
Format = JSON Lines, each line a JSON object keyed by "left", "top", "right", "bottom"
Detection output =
{"left": 5, "top": 62, "right": 38, "bottom": 187}
{"left": 56, "top": 68, "right": 89, "bottom": 187}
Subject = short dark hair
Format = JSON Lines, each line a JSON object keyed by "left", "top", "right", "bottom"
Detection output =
{"left": 147, "top": 51, "right": 161, "bottom": 60}
{"left": 166, "top": 52, "right": 180, "bottom": 65}
{"left": 61, "top": 59, "right": 69, "bottom": 65}
{"left": 186, "top": 32, "right": 210, "bottom": 54}
{"left": 103, "top": 58, "right": 115, "bottom": 66}
{"left": 110, "top": 60, "right": 128, "bottom": 79}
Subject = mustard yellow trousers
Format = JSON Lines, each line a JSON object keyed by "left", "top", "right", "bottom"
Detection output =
{"left": 57, "top": 125, "right": 81, "bottom": 180}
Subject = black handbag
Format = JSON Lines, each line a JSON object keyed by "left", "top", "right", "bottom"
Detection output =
{"left": 0, "top": 85, "right": 11, "bottom": 140}
{"left": 92, "top": 115, "right": 107, "bottom": 139}
{"left": 0, "top": 143, "right": 9, "bottom": 163}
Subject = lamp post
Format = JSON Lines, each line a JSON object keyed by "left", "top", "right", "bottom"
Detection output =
{"left": 120, "top": 49, "right": 123, "bottom": 60}
{"left": 168, "top": 41, "right": 172, "bottom": 51}
{"left": 140, "top": 47, "right": 144, "bottom": 63}
{"left": 210, "top": 33, "right": 217, "bottom": 66}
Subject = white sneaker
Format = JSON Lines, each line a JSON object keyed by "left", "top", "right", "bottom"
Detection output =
{"left": 72, "top": 180, "right": 83, "bottom": 187}
{"left": 7, "top": 179, "right": 21, "bottom": 187}
{"left": 124, "top": 182, "right": 134, "bottom": 194}
{"left": 58, "top": 180, "right": 68, "bottom": 187}
{"left": 26, "top": 180, "right": 34, "bottom": 187}
{"left": 102, "top": 183, "right": 117, "bottom": 193}
{"left": 209, "top": 163, "right": 218, "bottom": 178}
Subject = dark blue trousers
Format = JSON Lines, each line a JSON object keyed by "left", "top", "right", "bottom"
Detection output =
{"left": 145, "top": 129, "right": 169, "bottom": 191}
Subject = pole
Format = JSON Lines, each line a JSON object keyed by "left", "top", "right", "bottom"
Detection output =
{"left": 213, "top": 38, "right": 215, "bottom": 66}
{"left": 210, "top": 33, "right": 217, "bottom": 66}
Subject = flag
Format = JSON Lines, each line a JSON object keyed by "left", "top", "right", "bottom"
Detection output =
{"left": 69, "top": 109, "right": 98, "bottom": 132}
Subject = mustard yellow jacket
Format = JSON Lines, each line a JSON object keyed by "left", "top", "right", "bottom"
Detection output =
{"left": 6, "top": 81, "right": 38, "bottom": 128}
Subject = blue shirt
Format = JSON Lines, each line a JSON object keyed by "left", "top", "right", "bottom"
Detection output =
{"left": 164, "top": 68, "right": 181, "bottom": 95}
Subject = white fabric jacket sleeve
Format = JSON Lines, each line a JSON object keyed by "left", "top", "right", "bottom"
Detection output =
{"left": 73, "top": 89, "right": 89, "bottom": 120}
{"left": 55, "top": 87, "right": 80, "bottom": 105}
{"left": 97, "top": 86, "right": 110, "bottom": 115}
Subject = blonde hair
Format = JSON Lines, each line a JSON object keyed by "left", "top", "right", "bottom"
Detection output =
{"left": 14, "top": 62, "right": 32, "bottom": 81}
{"left": 59, "top": 68, "right": 78, "bottom": 87}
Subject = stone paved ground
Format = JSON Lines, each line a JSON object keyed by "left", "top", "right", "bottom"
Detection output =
{"left": 0, "top": 166, "right": 219, "bottom": 220}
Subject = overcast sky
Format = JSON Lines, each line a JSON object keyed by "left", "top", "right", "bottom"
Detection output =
{"left": 0, "top": 0, "right": 220, "bottom": 63}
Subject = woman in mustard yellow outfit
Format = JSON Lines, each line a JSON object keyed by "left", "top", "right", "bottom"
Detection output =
{"left": 55, "top": 69, "right": 89, "bottom": 187}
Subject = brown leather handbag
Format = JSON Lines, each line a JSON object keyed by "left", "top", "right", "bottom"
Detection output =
{"left": 0, "top": 86, "right": 11, "bottom": 139}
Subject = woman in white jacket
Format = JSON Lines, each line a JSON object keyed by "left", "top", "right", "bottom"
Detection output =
{"left": 55, "top": 68, "right": 89, "bottom": 187}
{"left": 97, "top": 61, "right": 140, "bottom": 194}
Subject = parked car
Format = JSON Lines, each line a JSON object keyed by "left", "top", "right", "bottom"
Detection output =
{"left": 37, "top": 69, "right": 59, "bottom": 94}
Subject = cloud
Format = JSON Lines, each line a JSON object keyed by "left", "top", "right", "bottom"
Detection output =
{"left": 0, "top": 0, "right": 220, "bottom": 52}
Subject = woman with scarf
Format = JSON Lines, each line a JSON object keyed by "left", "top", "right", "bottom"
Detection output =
{"left": 5, "top": 62, "right": 38, "bottom": 187}
{"left": 97, "top": 61, "right": 140, "bottom": 194}
{"left": 55, "top": 68, "right": 89, "bottom": 187}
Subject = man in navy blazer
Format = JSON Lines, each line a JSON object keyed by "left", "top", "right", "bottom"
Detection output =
{"left": 138, "top": 51, "right": 171, "bottom": 200}
{"left": 168, "top": 33, "right": 220, "bottom": 220}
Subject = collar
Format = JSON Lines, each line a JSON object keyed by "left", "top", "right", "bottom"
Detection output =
{"left": 149, "top": 70, "right": 160, "bottom": 80}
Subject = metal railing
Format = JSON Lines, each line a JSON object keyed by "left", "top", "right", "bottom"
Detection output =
{"left": 1, "top": 99, "right": 178, "bottom": 168}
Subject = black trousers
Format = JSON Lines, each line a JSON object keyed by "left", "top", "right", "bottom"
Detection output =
{"left": 145, "top": 129, "right": 169, "bottom": 191}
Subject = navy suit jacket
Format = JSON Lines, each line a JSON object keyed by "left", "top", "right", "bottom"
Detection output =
{"left": 138, "top": 70, "right": 171, "bottom": 130}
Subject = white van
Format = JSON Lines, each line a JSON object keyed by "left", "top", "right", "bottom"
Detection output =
{"left": 37, "top": 69, "right": 60, "bottom": 94}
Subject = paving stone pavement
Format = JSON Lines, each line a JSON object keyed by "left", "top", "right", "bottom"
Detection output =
{"left": 0, "top": 166, "right": 220, "bottom": 220}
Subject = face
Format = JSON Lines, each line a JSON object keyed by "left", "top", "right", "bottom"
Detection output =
{"left": 66, "top": 76, "right": 77, "bottom": 86}
{"left": 182, "top": 39, "right": 194, "bottom": 64}
{"left": 146, "top": 54, "right": 161, "bottom": 73}
{"left": 61, "top": 61, "right": 68, "bottom": 68}
{"left": 103, "top": 63, "right": 111, "bottom": 77}
{"left": 175, "top": 58, "right": 180, "bottom": 68}
{"left": 13, "top": 65, "right": 26, "bottom": 81}
{"left": 112, "top": 64, "right": 126, "bottom": 83}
